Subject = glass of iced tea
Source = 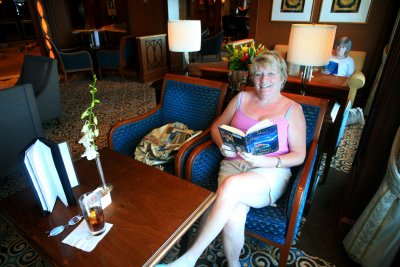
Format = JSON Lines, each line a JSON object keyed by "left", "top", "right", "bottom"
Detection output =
{"left": 79, "top": 191, "right": 105, "bottom": 236}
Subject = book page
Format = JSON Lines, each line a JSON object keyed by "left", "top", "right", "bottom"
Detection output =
{"left": 246, "top": 119, "right": 274, "bottom": 134}
{"left": 24, "top": 145, "right": 48, "bottom": 211}
{"left": 58, "top": 142, "right": 79, "bottom": 188}
{"left": 218, "top": 126, "right": 247, "bottom": 153}
{"left": 31, "top": 140, "right": 68, "bottom": 211}
{"left": 219, "top": 125, "right": 246, "bottom": 137}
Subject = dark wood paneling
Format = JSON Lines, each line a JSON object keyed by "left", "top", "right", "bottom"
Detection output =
{"left": 43, "top": 0, "right": 75, "bottom": 48}
{"left": 127, "top": 0, "right": 168, "bottom": 37}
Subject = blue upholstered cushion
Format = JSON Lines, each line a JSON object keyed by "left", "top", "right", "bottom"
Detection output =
{"left": 96, "top": 50, "right": 120, "bottom": 69}
{"left": 59, "top": 52, "right": 92, "bottom": 71}
{"left": 162, "top": 80, "right": 222, "bottom": 130}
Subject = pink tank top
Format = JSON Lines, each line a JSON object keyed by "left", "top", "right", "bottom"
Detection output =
{"left": 229, "top": 93, "right": 292, "bottom": 158}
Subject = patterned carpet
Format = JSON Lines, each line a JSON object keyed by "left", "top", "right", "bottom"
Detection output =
{"left": 160, "top": 219, "right": 336, "bottom": 267}
{"left": 0, "top": 77, "right": 363, "bottom": 266}
{"left": 43, "top": 78, "right": 156, "bottom": 160}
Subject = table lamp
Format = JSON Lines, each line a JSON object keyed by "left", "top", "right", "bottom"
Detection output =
{"left": 168, "top": 20, "right": 201, "bottom": 75}
{"left": 287, "top": 24, "right": 337, "bottom": 95}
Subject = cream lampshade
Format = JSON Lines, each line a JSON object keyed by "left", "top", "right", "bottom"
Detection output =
{"left": 287, "top": 24, "right": 337, "bottom": 94}
{"left": 168, "top": 20, "right": 201, "bottom": 75}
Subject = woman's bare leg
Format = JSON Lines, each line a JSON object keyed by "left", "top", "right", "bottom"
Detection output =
{"left": 166, "top": 172, "right": 271, "bottom": 267}
{"left": 222, "top": 203, "right": 249, "bottom": 267}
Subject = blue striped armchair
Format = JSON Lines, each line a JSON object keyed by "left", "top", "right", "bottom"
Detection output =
{"left": 184, "top": 92, "right": 327, "bottom": 267}
{"left": 108, "top": 74, "right": 228, "bottom": 177}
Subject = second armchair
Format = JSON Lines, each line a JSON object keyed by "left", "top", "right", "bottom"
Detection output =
{"left": 49, "top": 39, "right": 94, "bottom": 83}
{"left": 96, "top": 35, "right": 136, "bottom": 79}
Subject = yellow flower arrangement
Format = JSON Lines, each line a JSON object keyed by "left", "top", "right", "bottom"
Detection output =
{"left": 224, "top": 43, "right": 267, "bottom": 71}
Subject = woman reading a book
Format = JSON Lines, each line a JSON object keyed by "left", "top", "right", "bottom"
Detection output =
{"left": 323, "top": 36, "right": 355, "bottom": 77}
{"left": 162, "top": 51, "right": 306, "bottom": 267}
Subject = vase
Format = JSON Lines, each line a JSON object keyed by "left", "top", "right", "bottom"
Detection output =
{"left": 95, "top": 154, "right": 113, "bottom": 201}
{"left": 228, "top": 70, "right": 248, "bottom": 92}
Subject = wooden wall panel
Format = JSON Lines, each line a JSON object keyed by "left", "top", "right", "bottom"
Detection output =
{"left": 127, "top": 0, "right": 168, "bottom": 37}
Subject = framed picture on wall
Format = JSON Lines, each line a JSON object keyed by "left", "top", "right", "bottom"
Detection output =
{"left": 271, "top": 0, "right": 314, "bottom": 22}
{"left": 319, "top": 0, "right": 373, "bottom": 23}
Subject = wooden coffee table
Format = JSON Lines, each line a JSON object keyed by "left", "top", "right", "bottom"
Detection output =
{"left": 0, "top": 148, "right": 215, "bottom": 266}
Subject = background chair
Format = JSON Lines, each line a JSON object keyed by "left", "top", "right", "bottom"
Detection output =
{"left": 108, "top": 73, "right": 228, "bottom": 178}
{"left": 0, "top": 84, "right": 44, "bottom": 178}
{"left": 49, "top": 39, "right": 94, "bottom": 83}
{"left": 16, "top": 55, "right": 62, "bottom": 123}
{"left": 347, "top": 50, "right": 367, "bottom": 105}
{"left": 198, "top": 30, "right": 224, "bottom": 62}
{"left": 95, "top": 35, "right": 136, "bottom": 79}
{"left": 184, "top": 93, "right": 327, "bottom": 267}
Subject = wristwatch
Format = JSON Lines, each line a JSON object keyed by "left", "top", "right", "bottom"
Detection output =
{"left": 275, "top": 157, "right": 282, "bottom": 168}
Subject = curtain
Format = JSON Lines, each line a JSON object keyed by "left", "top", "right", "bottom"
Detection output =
{"left": 343, "top": 127, "right": 400, "bottom": 267}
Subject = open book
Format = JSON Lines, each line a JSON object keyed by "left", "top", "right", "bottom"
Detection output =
{"left": 20, "top": 138, "right": 79, "bottom": 214}
{"left": 218, "top": 119, "right": 279, "bottom": 156}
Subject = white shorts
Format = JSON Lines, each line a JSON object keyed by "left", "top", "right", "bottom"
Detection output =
{"left": 218, "top": 159, "right": 291, "bottom": 205}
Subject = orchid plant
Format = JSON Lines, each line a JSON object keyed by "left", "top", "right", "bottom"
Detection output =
{"left": 79, "top": 75, "right": 100, "bottom": 160}
{"left": 224, "top": 42, "right": 267, "bottom": 71}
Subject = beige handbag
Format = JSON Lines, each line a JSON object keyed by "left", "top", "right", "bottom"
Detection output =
{"left": 134, "top": 122, "right": 202, "bottom": 169}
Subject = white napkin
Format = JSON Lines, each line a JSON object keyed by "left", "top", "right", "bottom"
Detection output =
{"left": 62, "top": 221, "right": 113, "bottom": 252}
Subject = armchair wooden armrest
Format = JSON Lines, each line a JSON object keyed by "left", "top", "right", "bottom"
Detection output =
{"left": 176, "top": 128, "right": 213, "bottom": 178}
{"left": 108, "top": 105, "right": 163, "bottom": 156}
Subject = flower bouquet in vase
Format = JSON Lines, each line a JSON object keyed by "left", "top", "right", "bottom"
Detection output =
{"left": 224, "top": 42, "right": 267, "bottom": 91}
{"left": 79, "top": 75, "right": 112, "bottom": 208}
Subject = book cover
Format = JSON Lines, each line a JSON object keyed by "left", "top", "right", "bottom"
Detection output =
{"left": 19, "top": 138, "right": 79, "bottom": 215}
{"left": 325, "top": 60, "right": 339, "bottom": 75}
{"left": 218, "top": 119, "right": 279, "bottom": 156}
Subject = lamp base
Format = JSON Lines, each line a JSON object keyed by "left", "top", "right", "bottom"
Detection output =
{"left": 182, "top": 51, "right": 190, "bottom": 76}
{"left": 300, "top": 65, "right": 313, "bottom": 95}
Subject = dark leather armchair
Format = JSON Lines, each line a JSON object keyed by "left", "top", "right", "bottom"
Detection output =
{"left": 16, "top": 55, "right": 62, "bottom": 123}
{"left": 184, "top": 93, "right": 327, "bottom": 267}
{"left": 0, "top": 84, "right": 44, "bottom": 178}
{"left": 108, "top": 73, "right": 228, "bottom": 177}
{"left": 95, "top": 35, "right": 136, "bottom": 79}
{"left": 49, "top": 39, "right": 94, "bottom": 82}
{"left": 198, "top": 30, "right": 224, "bottom": 62}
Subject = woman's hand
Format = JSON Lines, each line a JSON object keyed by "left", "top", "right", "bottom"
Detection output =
{"left": 220, "top": 144, "right": 237, "bottom": 158}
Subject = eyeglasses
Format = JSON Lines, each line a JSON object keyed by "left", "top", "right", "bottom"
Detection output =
{"left": 46, "top": 214, "right": 83, "bottom": 237}
{"left": 253, "top": 71, "right": 279, "bottom": 80}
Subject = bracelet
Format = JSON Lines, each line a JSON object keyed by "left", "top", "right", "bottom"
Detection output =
{"left": 275, "top": 157, "right": 282, "bottom": 168}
